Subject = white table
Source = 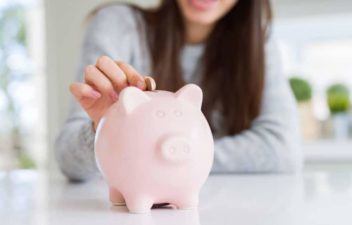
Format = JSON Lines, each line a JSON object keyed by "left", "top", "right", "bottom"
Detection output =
{"left": 1, "top": 166, "right": 352, "bottom": 225}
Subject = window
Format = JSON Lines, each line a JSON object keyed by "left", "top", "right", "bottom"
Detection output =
{"left": 273, "top": 13, "right": 352, "bottom": 161}
{"left": 0, "top": 0, "right": 45, "bottom": 170}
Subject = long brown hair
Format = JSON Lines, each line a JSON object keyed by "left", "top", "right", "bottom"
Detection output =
{"left": 92, "top": 0, "right": 272, "bottom": 135}
{"left": 137, "top": 0, "right": 272, "bottom": 135}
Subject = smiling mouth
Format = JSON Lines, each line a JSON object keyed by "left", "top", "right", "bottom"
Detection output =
{"left": 188, "top": 0, "right": 219, "bottom": 11}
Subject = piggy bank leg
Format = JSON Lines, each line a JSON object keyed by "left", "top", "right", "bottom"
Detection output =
{"left": 175, "top": 193, "right": 199, "bottom": 210}
{"left": 109, "top": 187, "right": 125, "bottom": 206}
{"left": 125, "top": 195, "right": 154, "bottom": 214}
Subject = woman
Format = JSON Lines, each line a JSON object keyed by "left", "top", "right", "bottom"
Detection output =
{"left": 55, "top": 0, "right": 302, "bottom": 181}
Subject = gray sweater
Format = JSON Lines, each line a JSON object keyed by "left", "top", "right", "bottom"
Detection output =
{"left": 55, "top": 4, "right": 302, "bottom": 181}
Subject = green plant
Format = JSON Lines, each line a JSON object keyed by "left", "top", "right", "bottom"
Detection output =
{"left": 18, "top": 153, "right": 36, "bottom": 169}
{"left": 326, "top": 84, "right": 350, "bottom": 114}
{"left": 289, "top": 77, "right": 312, "bottom": 103}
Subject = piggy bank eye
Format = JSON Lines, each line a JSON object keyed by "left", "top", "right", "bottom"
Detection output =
{"left": 155, "top": 110, "right": 166, "bottom": 118}
{"left": 174, "top": 110, "right": 183, "bottom": 117}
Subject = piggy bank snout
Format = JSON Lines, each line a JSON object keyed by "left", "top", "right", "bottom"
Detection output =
{"left": 160, "top": 136, "right": 192, "bottom": 163}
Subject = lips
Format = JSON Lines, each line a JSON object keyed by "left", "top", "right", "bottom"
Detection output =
{"left": 189, "top": 0, "right": 218, "bottom": 11}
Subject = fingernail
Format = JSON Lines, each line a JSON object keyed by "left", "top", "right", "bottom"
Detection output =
{"left": 110, "top": 91, "right": 118, "bottom": 102}
{"left": 116, "top": 70, "right": 127, "bottom": 80}
{"left": 136, "top": 80, "right": 145, "bottom": 89}
{"left": 90, "top": 90, "right": 101, "bottom": 99}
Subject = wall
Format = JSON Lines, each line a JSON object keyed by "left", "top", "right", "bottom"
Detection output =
{"left": 271, "top": 0, "right": 352, "bottom": 19}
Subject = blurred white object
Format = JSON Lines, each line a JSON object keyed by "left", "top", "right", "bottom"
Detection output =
{"left": 332, "top": 113, "right": 350, "bottom": 140}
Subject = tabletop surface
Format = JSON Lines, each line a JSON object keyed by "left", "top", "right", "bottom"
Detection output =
{"left": 1, "top": 165, "right": 352, "bottom": 225}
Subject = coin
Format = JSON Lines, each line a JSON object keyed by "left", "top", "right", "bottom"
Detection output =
{"left": 145, "top": 76, "right": 156, "bottom": 91}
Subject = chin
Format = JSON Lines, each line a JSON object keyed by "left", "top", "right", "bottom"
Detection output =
{"left": 184, "top": 12, "right": 219, "bottom": 25}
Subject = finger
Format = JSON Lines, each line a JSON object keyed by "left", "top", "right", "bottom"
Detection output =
{"left": 84, "top": 65, "right": 118, "bottom": 101}
{"left": 144, "top": 76, "right": 156, "bottom": 91}
{"left": 69, "top": 82, "right": 102, "bottom": 109}
{"left": 117, "top": 62, "right": 146, "bottom": 90}
{"left": 95, "top": 56, "right": 128, "bottom": 93}
{"left": 69, "top": 82, "right": 101, "bottom": 100}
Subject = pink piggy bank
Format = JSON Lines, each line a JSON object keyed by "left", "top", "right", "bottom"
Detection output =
{"left": 95, "top": 84, "right": 214, "bottom": 213}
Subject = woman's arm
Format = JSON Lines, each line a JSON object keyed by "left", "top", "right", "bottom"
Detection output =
{"left": 55, "top": 5, "right": 140, "bottom": 181}
{"left": 211, "top": 40, "right": 303, "bottom": 173}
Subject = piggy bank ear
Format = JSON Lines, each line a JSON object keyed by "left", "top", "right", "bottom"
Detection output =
{"left": 175, "top": 84, "right": 203, "bottom": 109}
{"left": 120, "top": 87, "right": 151, "bottom": 114}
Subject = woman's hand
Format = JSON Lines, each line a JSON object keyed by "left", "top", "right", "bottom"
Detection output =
{"left": 69, "top": 56, "right": 156, "bottom": 130}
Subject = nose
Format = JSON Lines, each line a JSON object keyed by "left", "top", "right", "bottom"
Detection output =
{"left": 160, "top": 136, "right": 192, "bottom": 163}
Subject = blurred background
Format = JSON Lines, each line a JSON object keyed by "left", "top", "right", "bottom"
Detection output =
{"left": 0, "top": 0, "right": 352, "bottom": 173}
